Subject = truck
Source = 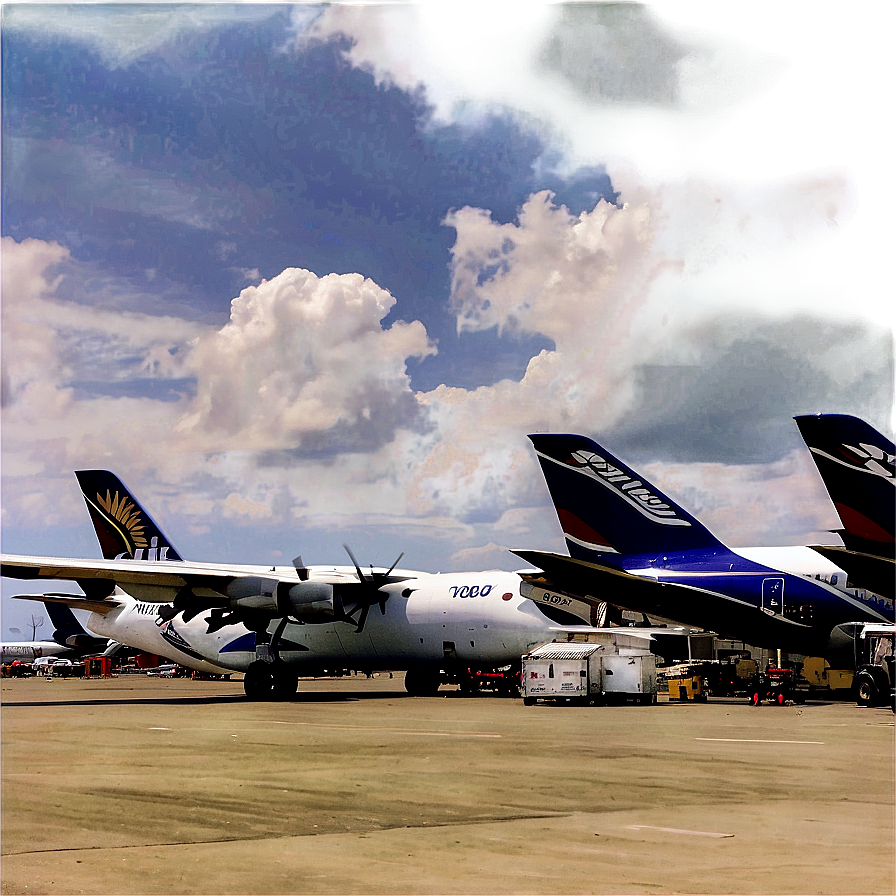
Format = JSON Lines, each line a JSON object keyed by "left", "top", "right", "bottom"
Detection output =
{"left": 853, "top": 623, "right": 894, "bottom": 709}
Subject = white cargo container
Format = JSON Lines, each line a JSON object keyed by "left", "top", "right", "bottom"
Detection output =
{"left": 522, "top": 643, "right": 603, "bottom": 704}
{"left": 601, "top": 653, "right": 657, "bottom": 704}
{"left": 521, "top": 636, "right": 657, "bottom": 706}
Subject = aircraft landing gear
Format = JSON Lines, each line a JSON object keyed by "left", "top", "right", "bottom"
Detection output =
{"left": 243, "top": 661, "right": 299, "bottom": 701}
{"left": 244, "top": 618, "right": 299, "bottom": 701}
{"left": 404, "top": 666, "right": 442, "bottom": 696}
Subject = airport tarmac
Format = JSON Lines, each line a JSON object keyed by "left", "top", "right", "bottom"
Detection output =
{"left": 1, "top": 674, "right": 893, "bottom": 896}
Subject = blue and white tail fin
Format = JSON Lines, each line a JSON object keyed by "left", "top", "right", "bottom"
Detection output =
{"left": 528, "top": 433, "right": 724, "bottom": 560}
{"left": 794, "top": 414, "right": 895, "bottom": 558}
{"left": 75, "top": 470, "right": 183, "bottom": 562}
{"left": 44, "top": 601, "right": 109, "bottom": 652}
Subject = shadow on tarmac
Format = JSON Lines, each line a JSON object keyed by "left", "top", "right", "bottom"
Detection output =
{"left": 1, "top": 690, "right": 416, "bottom": 708}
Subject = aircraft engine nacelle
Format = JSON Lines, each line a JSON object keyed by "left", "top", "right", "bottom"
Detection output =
{"left": 225, "top": 576, "right": 280, "bottom": 613}
{"left": 282, "top": 581, "right": 338, "bottom": 622}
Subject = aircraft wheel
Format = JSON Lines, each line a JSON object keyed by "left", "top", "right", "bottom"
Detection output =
{"left": 404, "top": 667, "right": 441, "bottom": 696}
{"left": 243, "top": 661, "right": 275, "bottom": 700}
{"left": 272, "top": 669, "right": 299, "bottom": 701}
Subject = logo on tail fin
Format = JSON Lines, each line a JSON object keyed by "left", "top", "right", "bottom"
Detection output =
{"left": 809, "top": 441, "right": 895, "bottom": 480}
{"left": 85, "top": 489, "right": 171, "bottom": 560}
{"left": 563, "top": 449, "right": 692, "bottom": 527}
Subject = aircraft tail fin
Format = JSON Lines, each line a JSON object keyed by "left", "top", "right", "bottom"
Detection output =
{"left": 794, "top": 414, "right": 895, "bottom": 556}
{"left": 528, "top": 433, "right": 724, "bottom": 560}
{"left": 75, "top": 470, "right": 183, "bottom": 562}
{"left": 44, "top": 600, "right": 109, "bottom": 651}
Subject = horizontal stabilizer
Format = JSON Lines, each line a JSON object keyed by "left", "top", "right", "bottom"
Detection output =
{"left": 807, "top": 545, "right": 894, "bottom": 600}
{"left": 13, "top": 593, "right": 124, "bottom": 615}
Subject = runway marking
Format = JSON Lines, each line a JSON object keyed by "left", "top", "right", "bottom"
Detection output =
{"left": 695, "top": 737, "right": 824, "bottom": 745}
{"left": 148, "top": 727, "right": 171, "bottom": 731}
{"left": 266, "top": 720, "right": 501, "bottom": 738}
{"left": 626, "top": 825, "right": 734, "bottom": 838}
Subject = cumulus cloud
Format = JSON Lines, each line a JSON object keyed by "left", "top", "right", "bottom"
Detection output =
{"left": 395, "top": 177, "right": 891, "bottom": 551}
{"left": 177, "top": 267, "right": 436, "bottom": 453}
{"left": 1, "top": 237, "right": 71, "bottom": 408}
{"left": 1, "top": 237, "right": 205, "bottom": 403}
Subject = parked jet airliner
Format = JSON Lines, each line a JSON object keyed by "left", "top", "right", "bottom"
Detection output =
{"left": 3, "top": 471, "right": 642, "bottom": 698}
{"left": 513, "top": 433, "right": 894, "bottom": 660}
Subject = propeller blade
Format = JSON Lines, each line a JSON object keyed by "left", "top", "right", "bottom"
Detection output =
{"left": 342, "top": 543, "right": 365, "bottom": 581}
{"left": 384, "top": 552, "right": 405, "bottom": 578}
{"left": 354, "top": 602, "right": 371, "bottom": 634}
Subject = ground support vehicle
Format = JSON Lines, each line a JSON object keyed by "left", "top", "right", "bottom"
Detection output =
{"left": 521, "top": 634, "right": 657, "bottom": 706}
{"left": 853, "top": 623, "right": 894, "bottom": 709}
{"left": 748, "top": 667, "right": 807, "bottom": 705}
{"left": 456, "top": 666, "right": 520, "bottom": 696}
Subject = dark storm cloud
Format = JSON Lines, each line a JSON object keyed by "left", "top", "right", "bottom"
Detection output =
{"left": 608, "top": 316, "right": 894, "bottom": 465}
{"left": 538, "top": 3, "right": 689, "bottom": 107}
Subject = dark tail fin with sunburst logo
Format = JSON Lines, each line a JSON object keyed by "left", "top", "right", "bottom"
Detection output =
{"left": 74, "top": 470, "right": 183, "bottom": 562}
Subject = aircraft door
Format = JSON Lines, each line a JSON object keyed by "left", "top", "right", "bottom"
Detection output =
{"left": 761, "top": 577, "right": 785, "bottom": 615}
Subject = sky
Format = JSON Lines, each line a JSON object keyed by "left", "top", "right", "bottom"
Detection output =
{"left": 2, "top": 2, "right": 894, "bottom": 639}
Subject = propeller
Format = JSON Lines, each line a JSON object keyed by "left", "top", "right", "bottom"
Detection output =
{"left": 342, "top": 543, "right": 405, "bottom": 633}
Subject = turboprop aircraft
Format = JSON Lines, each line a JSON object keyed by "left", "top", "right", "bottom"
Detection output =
{"left": 2, "top": 470, "right": 645, "bottom": 699}
{"left": 793, "top": 413, "right": 894, "bottom": 599}
{"left": 512, "top": 433, "right": 894, "bottom": 661}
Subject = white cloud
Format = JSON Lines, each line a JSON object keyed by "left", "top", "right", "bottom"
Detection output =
{"left": 177, "top": 267, "right": 436, "bottom": 452}
{"left": 295, "top": 3, "right": 461, "bottom": 121}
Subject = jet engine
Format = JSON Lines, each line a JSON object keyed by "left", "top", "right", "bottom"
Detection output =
{"left": 223, "top": 576, "right": 338, "bottom": 622}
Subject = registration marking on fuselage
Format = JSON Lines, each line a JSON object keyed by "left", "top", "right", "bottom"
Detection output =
{"left": 695, "top": 737, "right": 824, "bottom": 745}
{"left": 626, "top": 825, "right": 734, "bottom": 838}
{"left": 266, "top": 720, "right": 501, "bottom": 738}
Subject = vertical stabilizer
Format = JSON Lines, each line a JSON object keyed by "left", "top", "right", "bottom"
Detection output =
{"left": 794, "top": 414, "right": 895, "bottom": 557}
{"left": 74, "top": 470, "right": 183, "bottom": 562}
{"left": 529, "top": 433, "right": 724, "bottom": 559}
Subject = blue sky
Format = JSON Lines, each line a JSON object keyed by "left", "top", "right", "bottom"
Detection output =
{"left": 2, "top": 3, "right": 894, "bottom": 638}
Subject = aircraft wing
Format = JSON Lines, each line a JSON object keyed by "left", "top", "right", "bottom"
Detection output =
{"left": 512, "top": 548, "right": 825, "bottom": 651}
{"left": 1, "top": 552, "right": 416, "bottom": 635}
{"left": 1, "top": 554, "right": 239, "bottom": 591}
{"left": 807, "top": 545, "right": 894, "bottom": 600}
{"left": 512, "top": 549, "right": 681, "bottom": 619}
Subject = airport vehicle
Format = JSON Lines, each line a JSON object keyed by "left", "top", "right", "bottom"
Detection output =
{"left": 853, "top": 623, "right": 894, "bottom": 708}
{"left": 748, "top": 666, "right": 806, "bottom": 705}
{"left": 3, "top": 471, "right": 611, "bottom": 699}
{"left": 513, "top": 433, "right": 894, "bottom": 660}
{"left": 794, "top": 414, "right": 894, "bottom": 599}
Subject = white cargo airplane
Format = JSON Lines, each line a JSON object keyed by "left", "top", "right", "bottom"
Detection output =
{"left": 3, "top": 471, "right": 642, "bottom": 699}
